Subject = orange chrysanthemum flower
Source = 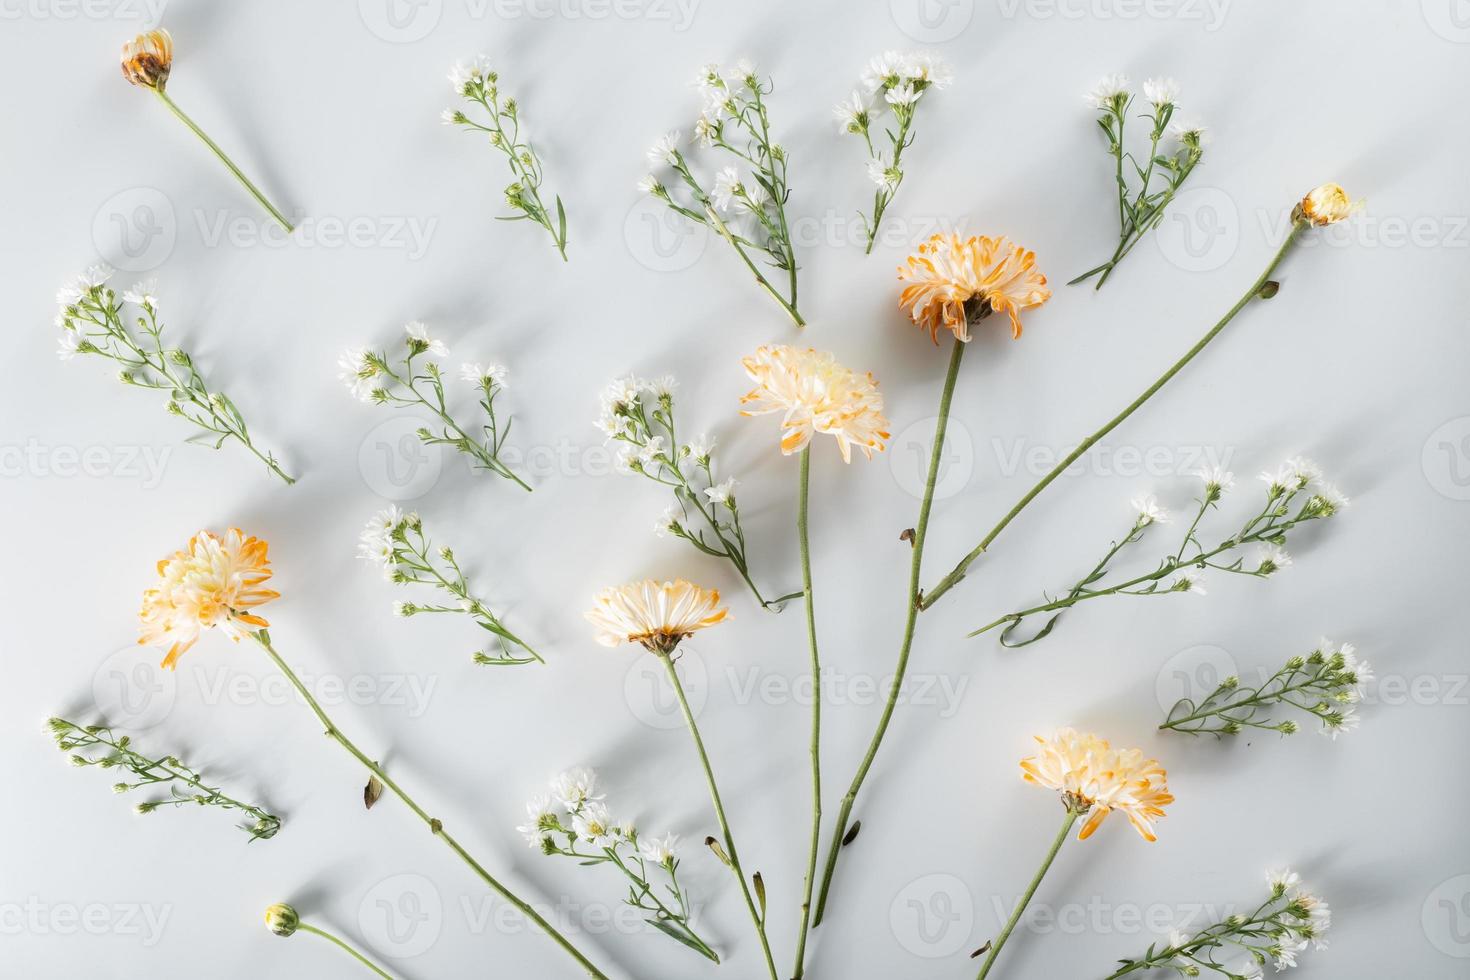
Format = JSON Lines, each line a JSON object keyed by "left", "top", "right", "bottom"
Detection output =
{"left": 1295, "top": 183, "right": 1360, "bottom": 227}
{"left": 898, "top": 233, "right": 1051, "bottom": 342}
{"left": 739, "top": 345, "right": 890, "bottom": 463}
{"left": 121, "top": 29, "right": 174, "bottom": 90}
{"left": 1020, "top": 728, "right": 1174, "bottom": 842}
{"left": 138, "top": 528, "right": 279, "bottom": 669}
{"left": 586, "top": 579, "right": 729, "bottom": 654}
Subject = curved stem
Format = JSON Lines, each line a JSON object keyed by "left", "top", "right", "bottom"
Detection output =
{"left": 975, "top": 811, "right": 1077, "bottom": 979}
{"left": 920, "top": 223, "right": 1306, "bottom": 610}
{"left": 791, "top": 447, "right": 820, "bottom": 978}
{"left": 153, "top": 89, "right": 294, "bottom": 232}
{"left": 295, "top": 922, "right": 397, "bottom": 979}
{"left": 813, "top": 333, "right": 966, "bottom": 925}
{"left": 655, "top": 651, "right": 778, "bottom": 980}
{"left": 248, "top": 631, "right": 608, "bottom": 979}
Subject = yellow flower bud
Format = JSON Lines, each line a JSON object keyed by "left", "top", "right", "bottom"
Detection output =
{"left": 1295, "top": 183, "right": 1359, "bottom": 226}
{"left": 120, "top": 29, "right": 173, "bottom": 90}
{"left": 263, "top": 903, "right": 299, "bottom": 937}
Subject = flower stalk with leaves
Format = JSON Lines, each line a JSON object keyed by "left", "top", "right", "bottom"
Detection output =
{"left": 641, "top": 61, "right": 802, "bottom": 326}
{"left": 121, "top": 30, "right": 294, "bottom": 231}
{"left": 835, "top": 51, "right": 952, "bottom": 254}
{"left": 1104, "top": 870, "right": 1331, "bottom": 978}
{"left": 340, "top": 323, "right": 530, "bottom": 491}
{"left": 519, "top": 768, "right": 718, "bottom": 962}
{"left": 444, "top": 57, "right": 568, "bottom": 260}
{"left": 971, "top": 461, "right": 1346, "bottom": 645}
{"left": 1162, "top": 639, "right": 1369, "bottom": 738}
{"left": 49, "top": 717, "right": 281, "bottom": 840}
{"left": 598, "top": 375, "right": 795, "bottom": 610}
{"left": 56, "top": 269, "right": 295, "bottom": 484}
{"left": 1072, "top": 75, "right": 1206, "bottom": 289}
{"left": 358, "top": 507, "right": 541, "bottom": 665}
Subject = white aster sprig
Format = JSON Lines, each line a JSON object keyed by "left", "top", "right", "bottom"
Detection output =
{"left": 55, "top": 267, "right": 295, "bottom": 484}
{"left": 972, "top": 459, "right": 1346, "bottom": 645}
{"left": 519, "top": 768, "right": 718, "bottom": 963}
{"left": 358, "top": 507, "right": 541, "bottom": 666}
{"left": 640, "top": 61, "right": 803, "bottom": 326}
{"left": 1104, "top": 869, "right": 1331, "bottom": 978}
{"left": 1073, "top": 74, "right": 1207, "bottom": 289}
{"left": 340, "top": 322, "right": 530, "bottom": 491}
{"left": 1162, "top": 638, "right": 1370, "bottom": 738}
{"left": 597, "top": 374, "right": 795, "bottom": 610}
{"left": 837, "top": 50, "right": 952, "bottom": 254}
{"left": 444, "top": 56, "right": 568, "bottom": 260}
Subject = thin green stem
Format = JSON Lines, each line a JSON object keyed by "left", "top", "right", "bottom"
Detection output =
{"left": 655, "top": 650, "right": 778, "bottom": 980}
{"left": 813, "top": 332, "right": 967, "bottom": 926}
{"left": 153, "top": 89, "right": 294, "bottom": 232}
{"left": 792, "top": 446, "right": 820, "bottom": 979}
{"left": 975, "top": 811, "right": 1078, "bottom": 979}
{"left": 295, "top": 923, "right": 396, "bottom": 979}
{"left": 920, "top": 222, "right": 1307, "bottom": 610}
{"left": 248, "top": 631, "right": 608, "bottom": 978}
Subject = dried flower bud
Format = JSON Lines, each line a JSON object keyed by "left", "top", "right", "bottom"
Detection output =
{"left": 263, "top": 903, "right": 299, "bottom": 937}
{"left": 121, "top": 29, "right": 173, "bottom": 90}
{"left": 1294, "top": 183, "right": 1359, "bottom": 226}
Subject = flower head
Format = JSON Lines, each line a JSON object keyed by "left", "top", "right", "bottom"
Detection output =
{"left": 460, "top": 362, "right": 508, "bottom": 387}
{"left": 1142, "top": 76, "right": 1180, "bottom": 106}
{"left": 572, "top": 800, "right": 616, "bottom": 848}
{"left": 263, "top": 903, "right": 298, "bottom": 938}
{"left": 740, "top": 345, "right": 890, "bottom": 462}
{"left": 586, "top": 579, "right": 728, "bottom": 654}
{"left": 1086, "top": 73, "right": 1130, "bottom": 110}
{"left": 404, "top": 321, "right": 448, "bottom": 357}
{"left": 833, "top": 90, "right": 871, "bottom": 134}
{"left": 898, "top": 233, "right": 1051, "bottom": 342}
{"left": 1130, "top": 493, "right": 1170, "bottom": 526}
{"left": 138, "top": 529, "right": 279, "bottom": 669}
{"left": 121, "top": 29, "right": 173, "bottom": 90}
{"left": 516, "top": 793, "right": 557, "bottom": 847}
{"left": 1020, "top": 728, "right": 1174, "bottom": 841}
{"left": 647, "top": 131, "right": 681, "bottom": 167}
{"left": 550, "top": 767, "right": 603, "bottom": 810}
{"left": 1295, "top": 183, "right": 1360, "bottom": 226}
{"left": 640, "top": 832, "right": 679, "bottom": 867}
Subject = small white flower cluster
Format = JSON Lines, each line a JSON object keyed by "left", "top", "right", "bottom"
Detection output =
{"left": 357, "top": 505, "right": 415, "bottom": 579}
{"left": 1084, "top": 73, "right": 1205, "bottom": 143}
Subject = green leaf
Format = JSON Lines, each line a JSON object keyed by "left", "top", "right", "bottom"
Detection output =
{"left": 648, "top": 917, "right": 719, "bottom": 962}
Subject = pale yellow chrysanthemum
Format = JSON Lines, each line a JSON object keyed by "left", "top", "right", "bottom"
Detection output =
{"left": 138, "top": 528, "right": 279, "bottom": 670}
{"left": 1295, "top": 183, "right": 1360, "bottom": 226}
{"left": 586, "top": 579, "right": 729, "bottom": 654}
{"left": 898, "top": 233, "right": 1051, "bottom": 342}
{"left": 1020, "top": 728, "right": 1174, "bottom": 842}
{"left": 739, "top": 345, "right": 890, "bottom": 463}
{"left": 121, "top": 29, "right": 173, "bottom": 90}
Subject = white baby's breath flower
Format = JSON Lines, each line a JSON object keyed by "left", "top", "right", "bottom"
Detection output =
{"left": 833, "top": 90, "right": 871, "bottom": 132}
{"left": 1195, "top": 465, "right": 1235, "bottom": 494}
{"left": 1131, "top": 493, "right": 1170, "bottom": 525}
{"left": 861, "top": 50, "right": 905, "bottom": 93}
{"left": 646, "top": 130, "right": 681, "bottom": 167}
{"left": 704, "top": 477, "right": 737, "bottom": 506}
{"left": 685, "top": 434, "right": 714, "bottom": 460}
{"left": 1267, "top": 869, "right": 1302, "bottom": 895}
{"left": 637, "top": 174, "right": 661, "bottom": 195}
{"left": 448, "top": 56, "right": 491, "bottom": 93}
{"left": 1086, "top": 73, "right": 1130, "bottom": 110}
{"left": 460, "top": 362, "right": 508, "bottom": 387}
{"left": 639, "top": 832, "right": 679, "bottom": 866}
{"left": 1174, "top": 569, "right": 1207, "bottom": 595}
{"left": 550, "top": 767, "right": 602, "bottom": 811}
{"left": 405, "top": 321, "right": 448, "bottom": 357}
{"left": 885, "top": 82, "right": 922, "bottom": 107}
{"left": 1143, "top": 75, "right": 1180, "bottom": 106}
{"left": 693, "top": 113, "right": 720, "bottom": 148}
{"left": 57, "top": 329, "right": 84, "bottom": 361}
{"left": 655, "top": 504, "right": 682, "bottom": 537}
{"left": 647, "top": 375, "right": 677, "bottom": 398}
{"left": 1256, "top": 545, "right": 1292, "bottom": 575}
{"left": 867, "top": 158, "right": 901, "bottom": 191}
{"left": 338, "top": 347, "right": 379, "bottom": 403}
{"left": 122, "top": 279, "right": 159, "bottom": 308}
{"left": 515, "top": 793, "right": 555, "bottom": 847}
{"left": 711, "top": 166, "right": 742, "bottom": 213}
{"left": 1170, "top": 120, "right": 1210, "bottom": 145}
{"left": 1322, "top": 707, "right": 1360, "bottom": 740}
{"left": 571, "top": 800, "right": 615, "bottom": 849}
{"left": 901, "top": 50, "right": 953, "bottom": 88}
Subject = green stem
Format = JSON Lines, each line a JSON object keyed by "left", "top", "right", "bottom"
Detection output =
{"left": 791, "top": 447, "right": 820, "bottom": 978}
{"left": 295, "top": 923, "right": 396, "bottom": 979}
{"left": 153, "top": 89, "right": 294, "bottom": 232}
{"left": 655, "top": 650, "right": 778, "bottom": 980}
{"left": 248, "top": 631, "right": 609, "bottom": 979}
{"left": 920, "top": 222, "right": 1306, "bottom": 610}
{"left": 975, "top": 811, "right": 1078, "bottom": 979}
{"left": 812, "top": 332, "right": 966, "bottom": 926}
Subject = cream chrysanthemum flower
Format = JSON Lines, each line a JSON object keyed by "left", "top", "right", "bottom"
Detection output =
{"left": 1020, "top": 728, "right": 1174, "bottom": 842}
{"left": 120, "top": 29, "right": 173, "bottom": 90}
{"left": 898, "top": 233, "right": 1051, "bottom": 342}
{"left": 739, "top": 345, "right": 890, "bottom": 462}
{"left": 1295, "top": 183, "right": 1360, "bottom": 226}
{"left": 138, "top": 528, "right": 279, "bottom": 669}
{"left": 585, "top": 579, "right": 729, "bottom": 654}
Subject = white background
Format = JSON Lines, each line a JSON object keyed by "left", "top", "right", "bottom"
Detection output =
{"left": 3, "top": 0, "right": 1469, "bottom": 977}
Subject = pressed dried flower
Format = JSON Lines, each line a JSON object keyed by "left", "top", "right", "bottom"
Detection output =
{"left": 120, "top": 29, "right": 173, "bottom": 90}
{"left": 898, "top": 233, "right": 1051, "bottom": 342}
{"left": 1295, "top": 182, "right": 1360, "bottom": 226}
